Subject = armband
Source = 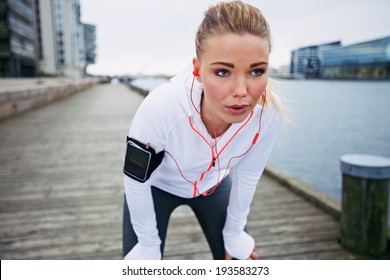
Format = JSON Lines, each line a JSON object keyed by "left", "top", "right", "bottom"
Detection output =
{"left": 123, "top": 137, "right": 164, "bottom": 182}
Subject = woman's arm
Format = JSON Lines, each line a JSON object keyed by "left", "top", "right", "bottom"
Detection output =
{"left": 123, "top": 89, "right": 169, "bottom": 260}
{"left": 124, "top": 176, "right": 161, "bottom": 259}
{"left": 223, "top": 107, "right": 280, "bottom": 259}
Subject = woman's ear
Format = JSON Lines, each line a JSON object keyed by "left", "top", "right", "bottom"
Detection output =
{"left": 192, "top": 57, "right": 202, "bottom": 82}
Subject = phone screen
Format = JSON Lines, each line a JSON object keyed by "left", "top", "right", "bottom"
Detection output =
{"left": 124, "top": 141, "right": 151, "bottom": 181}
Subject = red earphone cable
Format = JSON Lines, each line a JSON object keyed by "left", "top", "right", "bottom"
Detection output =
{"left": 203, "top": 96, "right": 266, "bottom": 197}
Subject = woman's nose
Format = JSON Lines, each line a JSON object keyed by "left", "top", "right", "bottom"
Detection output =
{"left": 233, "top": 78, "right": 248, "bottom": 98}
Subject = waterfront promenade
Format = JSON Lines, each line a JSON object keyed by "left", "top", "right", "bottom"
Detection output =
{"left": 0, "top": 82, "right": 358, "bottom": 260}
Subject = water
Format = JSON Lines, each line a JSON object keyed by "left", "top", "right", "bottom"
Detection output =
{"left": 269, "top": 80, "right": 390, "bottom": 198}
{"left": 130, "top": 77, "right": 169, "bottom": 92}
{"left": 268, "top": 79, "right": 390, "bottom": 225}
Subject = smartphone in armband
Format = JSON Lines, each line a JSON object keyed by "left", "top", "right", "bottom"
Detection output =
{"left": 123, "top": 137, "right": 163, "bottom": 183}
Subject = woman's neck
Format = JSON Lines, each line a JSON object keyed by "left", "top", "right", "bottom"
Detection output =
{"left": 200, "top": 94, "right": 231, "bottom": 138}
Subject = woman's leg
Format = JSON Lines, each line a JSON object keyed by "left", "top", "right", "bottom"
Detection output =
{"left": 122, "top": 186, "right": 184, "bottom": 258}
{"left": 150, "top": 187, "right": 185, "bottom": 257}
{"left": 122, "top": 196, "right": 138, "bottom": 257}
{"left": 186, "top": 176, "right": 232, "bottom": 260}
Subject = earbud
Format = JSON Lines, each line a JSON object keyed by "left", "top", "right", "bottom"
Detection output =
{"left": 193, "top": 69, "right": 200, "bottom": 76}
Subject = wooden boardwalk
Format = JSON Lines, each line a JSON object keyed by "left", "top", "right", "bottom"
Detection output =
{"left": 0, "top": 83, "right": 355, "bottom": 260}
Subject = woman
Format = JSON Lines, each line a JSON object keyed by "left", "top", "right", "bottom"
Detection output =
{"left": 123, "top": 0, "right": 281, "bottom": 260}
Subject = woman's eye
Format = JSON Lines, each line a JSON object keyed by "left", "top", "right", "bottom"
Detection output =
{"left": 216, "top": 69, "right": 230, "bottom": 77}
{"left": 251, "top": 69, "right": 265, "bottom": 76}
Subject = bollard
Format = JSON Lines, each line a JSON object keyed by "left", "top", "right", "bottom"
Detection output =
{"left": 340, "top": 154, "right": 390, "bottom": 257}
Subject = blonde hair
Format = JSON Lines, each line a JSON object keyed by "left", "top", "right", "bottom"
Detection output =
{"left": 195, "top": 1, "right": 285, "bottom": 115}
{"left": 195, "top": 1, "right": 271, "bottom": 58}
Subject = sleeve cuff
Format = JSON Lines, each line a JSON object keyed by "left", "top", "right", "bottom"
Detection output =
{"left": 224, "top": 231, "right": 255, "bottom": 260}
{"left": 124, "top": 243, "right": 161, "bottom": 260}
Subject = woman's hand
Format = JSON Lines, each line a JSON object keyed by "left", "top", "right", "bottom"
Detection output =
{"left": 225, "top": 247, "right": 257, "bottom": 260}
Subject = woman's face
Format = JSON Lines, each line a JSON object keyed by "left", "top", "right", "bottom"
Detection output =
{"left": 193, "top": 32, "right": 270, "bottom": 133}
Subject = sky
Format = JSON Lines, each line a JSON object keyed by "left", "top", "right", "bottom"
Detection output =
{"left": 79, "top": 0, "right": 390, "bottom": 77}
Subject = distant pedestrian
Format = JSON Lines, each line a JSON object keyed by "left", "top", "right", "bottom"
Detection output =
{"left": 123, "top": 0, "right": 283, "bottom": 260}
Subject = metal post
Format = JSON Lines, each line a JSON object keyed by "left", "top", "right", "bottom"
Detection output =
{"left": 340, "top": 154, "right": 390, "bottom": 257}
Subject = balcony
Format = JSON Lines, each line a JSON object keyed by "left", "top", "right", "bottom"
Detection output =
{"left": 8, "top": 0, "right": 33, "bottom": 22}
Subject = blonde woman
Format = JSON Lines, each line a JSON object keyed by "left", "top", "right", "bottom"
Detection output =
{"left": 123, "top": 1, "right": 281, "bottom": 260}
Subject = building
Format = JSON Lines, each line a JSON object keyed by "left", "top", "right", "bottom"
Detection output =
{"left": 0, "top": 0, "right": 96, "bottom": 78}
{"left": 0, "top": 0, "right": 39, "bottom": 77}
{"left": 38, "top": 0, "right": 87, "bottom": 78}
{"left": 83, "top": 23, "right": 96, "bottom": 69}
{"left": 290, "top": 36, "right": 390, "bottom": 80}
{"left": 290, "top": 41, "right": 341, "bottom": 79}
{"left": 35, "top": 0, "right": 56, "bottom": 75}
{"left": 321, "top": 37, "right": 390, "bottom": 79}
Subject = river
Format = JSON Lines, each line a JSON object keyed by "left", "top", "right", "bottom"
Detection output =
{"left": 269, "top": 79, "right": 390, "bottom": 200}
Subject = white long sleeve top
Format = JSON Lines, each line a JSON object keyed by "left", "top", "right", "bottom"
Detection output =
{"left": 124, "top": 67, "right": 280, "bottom": 259}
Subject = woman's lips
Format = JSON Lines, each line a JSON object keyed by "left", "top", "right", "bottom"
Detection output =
{"left": 226, "top": 104, "right": 249, "bottom": 115}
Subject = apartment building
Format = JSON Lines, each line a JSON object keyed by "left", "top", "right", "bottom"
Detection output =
{"left": 0, "top": 0, "right": 96, "bottom": 77}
